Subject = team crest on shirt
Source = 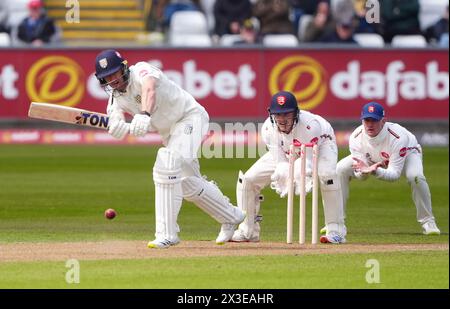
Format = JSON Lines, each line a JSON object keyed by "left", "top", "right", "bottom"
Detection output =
{"left": 135, "top": 95, "right": 141, "bottom": 104}
{"left": 184, "top": 124, "right": 193, "bottom": 135}
{"left": 399, "top": 147, "right": 407, "bottom": 157}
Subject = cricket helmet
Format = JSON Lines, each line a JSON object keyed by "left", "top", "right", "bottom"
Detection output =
{"left": 268, "top": 91, "right": 299, "bottom": 124}
{"left": 94, "top": 49, "right": 129, "bottom": 85}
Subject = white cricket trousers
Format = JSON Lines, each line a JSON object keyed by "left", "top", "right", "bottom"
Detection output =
{"left": 337, "top": 151, "right": 435, "bottom": 224}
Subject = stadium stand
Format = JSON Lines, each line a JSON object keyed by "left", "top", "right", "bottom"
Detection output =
{"left": 45, "top": 0, "right": 149, "bottom": 45}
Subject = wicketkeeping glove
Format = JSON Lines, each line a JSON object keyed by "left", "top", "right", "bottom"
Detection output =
{"left": 270, "top": 162, "right": 290, "bottom": 198}
{"left": 294, "top": 159, "right": 313, "bottom": 194}
{"left": 130, "top": 114, "right": 151, "bottom": 137}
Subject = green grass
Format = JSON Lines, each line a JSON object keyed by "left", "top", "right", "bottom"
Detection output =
{"left": 0, "top": 145, "right": 448, "bottom": 288}
{"left": 0, "top": 251, "right": 447, "bottom": 288}
{"left": 0, "top": 145, "right": 447, "bottom": 243}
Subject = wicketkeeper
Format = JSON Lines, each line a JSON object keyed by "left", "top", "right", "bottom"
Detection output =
{"left": 231, "top": 91, "right": 347, "bottom": 244}
{"left": 94, "top": 49, "right": 244, "bottom": 248}
{"left": 336, "top": 102, "right": 440, "bottom": 235}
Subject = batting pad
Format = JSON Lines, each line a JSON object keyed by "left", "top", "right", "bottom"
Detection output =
{"left": 320, "top": 174, "right": 346, "bottom": 235}
{"left": 236, "top": 171, "right": 262, "bottom": 238}
{"left": 182, "top": 176, "right": 242, "bottom": 224}
{"left": 153, "top": 148, "right": 183, "bottom": 242}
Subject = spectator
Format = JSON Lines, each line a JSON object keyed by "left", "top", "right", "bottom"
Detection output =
{"left": 352, "top": 0, "right": 377, "bottom": 34}
{"left": 380, "top": 0, "right": 421, "bottom": 43}
{"left": 319, "top": 16, "right": 358, "bottom": 44}
{"left": 213, "top": 0, "right": 253, "bottom": 37}
{"left": 17, "top": 0, "right": 56, "bottom": 46}
{"left": 233, "top": 18, "right": 258, "bottom": 45}
{"left": 155, "top": 0, "right": 201, "bottom": 31}
{"left": 0, "top": 2, "right": 10, "bottom": 34}
{"left": 289, "top": 0, "right": 323, "bottom": 34}
{"left": 425, "top": 5, "right": 449, "bottom": 46}
{"left": 253, "top": 0, "right": 294, "bottom": 40}
{"left": 303, "top": 0, "right": 335, "bottom": 42}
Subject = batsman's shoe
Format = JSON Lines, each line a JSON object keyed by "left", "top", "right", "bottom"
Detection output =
{"left": 320, "top": 232, "right": 346, "bottom": 244}
{"left": 216, "top": 210, "right": 246, "bottom": 245}
{"left": 147, "top": 237, "right": 180, "bottom": 249}
{"left": 422, "top": 221, "right": 440, "bottom": 235}
{"left": 230, "top": 229, "right": 260, "bottom": 242}
{"left": 320, "top": 226, "right": 327, "bottom": 234}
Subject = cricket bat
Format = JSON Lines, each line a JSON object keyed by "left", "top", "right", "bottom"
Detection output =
{"left": 28, "top": 102, "right": 109, "bottom": 130}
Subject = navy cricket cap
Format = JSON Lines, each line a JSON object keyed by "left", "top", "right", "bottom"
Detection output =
{"left": 95, "top": 49, "right": 126, "bottom": 79}
{"left": 361, "top": 102, "right": 385, "bottom": 120}
{"left": 268, "top": 91, "right": 299, "bottom": 114}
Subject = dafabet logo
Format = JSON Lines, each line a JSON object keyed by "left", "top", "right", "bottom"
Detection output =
{"left": 26, "top": 55, "right": 85, "bottom": 107}
{"left": 269, "top": 56, "right": 327, "bottom": 110}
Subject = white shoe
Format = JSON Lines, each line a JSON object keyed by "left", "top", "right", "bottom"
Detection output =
{"left": 422, "top": 221, "right": 440, "bottom": 235}
{"left": 147, "top": 237, "right": 180, "bottom": 249}
{"left": 216, "top": 209, "right": 246, "bottom": 245}
{"left": 320, "top": 231, "right": 346, "bottom": 244}
{"left": 231, "top": 229, "right": 260, "bottom": 242}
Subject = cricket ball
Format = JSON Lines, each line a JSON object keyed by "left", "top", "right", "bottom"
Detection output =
{"left": 104, "top": 208, "right": 116, "bottom": 220}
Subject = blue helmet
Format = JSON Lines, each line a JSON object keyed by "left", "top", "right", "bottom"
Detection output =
{"left": 94, "top": 49, "right": 129, "bottom": 85}
{"left": 268, "top": 91, "right": 299, "bottom": 114}
{"left": 268, "top": 91, "right": 299, "bottom": 124}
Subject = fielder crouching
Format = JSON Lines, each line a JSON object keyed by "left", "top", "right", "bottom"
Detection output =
{"left": 231, "top": 91, "right": 347, "bottom": 244}
{"left": 94, "top": 50, "right": 244, "bottom": 248}
{"left": 336, "top": 102, "right": 440, "bottom": 235}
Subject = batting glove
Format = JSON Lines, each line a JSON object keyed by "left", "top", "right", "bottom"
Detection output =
{"left": 130, "top": 114, "right": 151, "bottom": 137}
{"left": 108, "top": 118, "right": 129, "bottom": 140}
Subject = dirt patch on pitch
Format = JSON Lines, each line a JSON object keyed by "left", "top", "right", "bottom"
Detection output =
{"left": 0, "top": 241, "right": 447, "bottom": 262}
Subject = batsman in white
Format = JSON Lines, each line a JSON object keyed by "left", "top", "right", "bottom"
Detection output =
{"left": 94, "top": 50, "right": 245, "bottom": 248}
{"left": 336, "top": 102, "right": 440, "bottom": 235}
{"left": 231, "top": 91, "right": 346, "bottom": 244}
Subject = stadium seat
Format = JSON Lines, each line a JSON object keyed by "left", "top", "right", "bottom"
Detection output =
{"left": 0, "top": 33, "right": 11, "bottom": 46}
{"left": 170, "top": 11, "right": 209, "bottom": 35}
{"left": 219, "top": 34, "right": 243, "bottom": 46}
{"left": 263, "top": 34, "right": 298, "bottom": 47}
{"left": 419, "top": 0, "right": 448, "bottom": 31}
{"left": 391, "top": 35, "right": 428, "bottom": 47}
{"left": 353, "top": 33, "right": 385, "bottom": 47}
{"left": 170, "top": 34, "right": 212, "bottom": 47}
{"left": 168, "top": 11, "right": 212, "bottom": 46}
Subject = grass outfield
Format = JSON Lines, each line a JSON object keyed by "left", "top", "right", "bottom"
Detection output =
{"left": 0, "top": 251, "right": 447, "bottom": 288}
{"left": 0, "top": 145, "right": 448, "bottom": 288}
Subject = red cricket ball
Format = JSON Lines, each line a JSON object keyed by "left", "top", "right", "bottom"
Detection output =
{"left": 104, "top": 208, "right": 116, "bottom": 220}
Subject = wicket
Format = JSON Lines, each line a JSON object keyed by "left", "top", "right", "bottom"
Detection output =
{"left": 286, "top": 142, "right": 319, "bottom": 244}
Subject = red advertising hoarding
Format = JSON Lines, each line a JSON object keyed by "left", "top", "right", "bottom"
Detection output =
{"left": 0, "top": 48, "right": 448, "bottom": 120}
